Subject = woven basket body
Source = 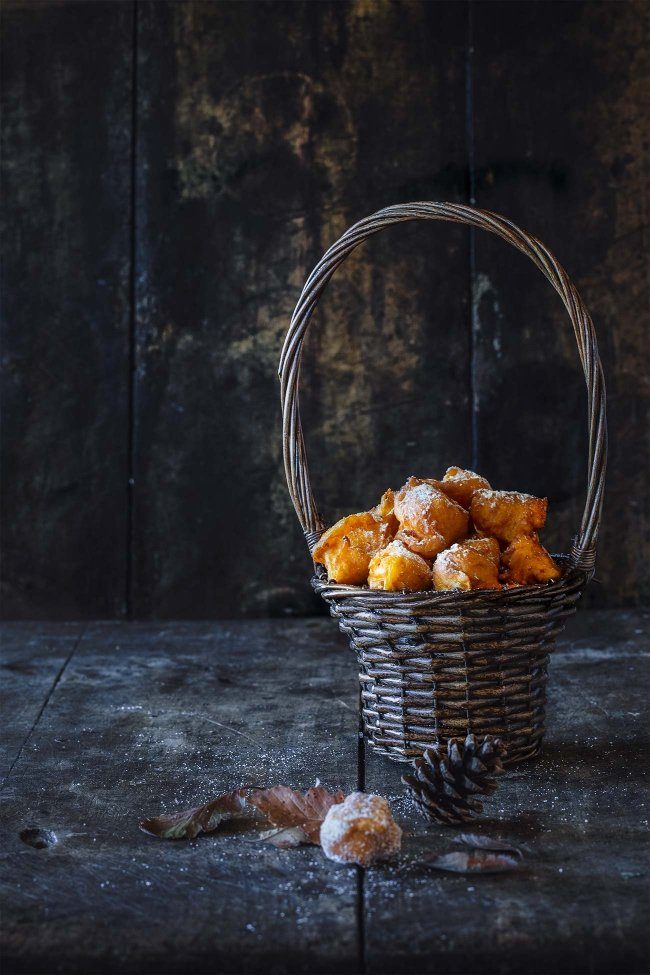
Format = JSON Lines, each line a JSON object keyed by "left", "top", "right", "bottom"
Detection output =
{"left": 280, "top": 203, "right": 606, "bottom": 765}
{"left": 314, "top": 560, "right": 585, "bottom": 763}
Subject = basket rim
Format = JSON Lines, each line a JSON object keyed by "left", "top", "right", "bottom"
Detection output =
{"left": 312, "top": 553, "right": 586, "bottom": 605}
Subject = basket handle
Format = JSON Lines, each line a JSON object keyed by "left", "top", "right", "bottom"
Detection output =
{"left": 279, "top": 202, "right": 607, "bottom": 574}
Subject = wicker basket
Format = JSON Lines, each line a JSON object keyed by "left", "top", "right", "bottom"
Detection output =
{"left": 279, "top": 203, "right": 607, "bottom": 765}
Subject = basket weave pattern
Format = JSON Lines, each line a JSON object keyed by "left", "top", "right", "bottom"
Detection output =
{"left": 280, "top": 203, "right": 607, "bottom": 764}
{"left": 314, "top": 560, "right": 585, "bottom": 762}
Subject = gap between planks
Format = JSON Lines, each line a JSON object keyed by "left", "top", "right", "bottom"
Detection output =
{"left": 357, "top": 685, "right": 366, "bottom": 974}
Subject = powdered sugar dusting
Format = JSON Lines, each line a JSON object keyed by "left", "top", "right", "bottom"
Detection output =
{"left": 380, "top": 539, "right": 428, "bottom": 566}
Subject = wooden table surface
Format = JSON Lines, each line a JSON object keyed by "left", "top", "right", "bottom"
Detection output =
{"left": 1, "top": 610, "right": 648, "bottom": 975}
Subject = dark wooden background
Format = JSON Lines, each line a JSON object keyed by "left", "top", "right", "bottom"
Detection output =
{"left": 1, "top": 0, "right": 648, "bottom": 620}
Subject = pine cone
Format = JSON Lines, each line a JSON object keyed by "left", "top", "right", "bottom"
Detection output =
{"left": 402, "top": 734, "right": 507, "bottom": 825}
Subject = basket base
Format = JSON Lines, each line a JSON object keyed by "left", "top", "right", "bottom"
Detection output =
{"left": 356, "top": 641, "right": 552, "bottom": 766}
{"left": 363, "top": 730, "right": 544, "bottom": 766}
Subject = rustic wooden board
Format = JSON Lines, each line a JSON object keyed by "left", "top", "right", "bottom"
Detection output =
{"left": 1, "top": 1, "right": 647, "bottom": 620}
{"left": 1, "top": 612, "right": 648, "bottom": 974}
{"left": 132, "top": 0, "right": 470, "bottom": 618}
{"left": 0, "top": 622, "right": 85, "bottom": 782}
{"left": 0, "top": 619, "right": 360, "bottom": 974}
{"left": 471, "top": 0, "right": 650, "bottom": 605}
{"left": 362, "top": 609, "right": 650, "bottom": 975}
{"left": 0, "top": 1, "right": 133, "bottom": 617}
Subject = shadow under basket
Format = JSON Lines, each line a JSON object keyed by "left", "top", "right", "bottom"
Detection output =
{"left": 280, "top": 202, "right": 607, "bottom": 767}
{"left": 313, "top": 559, "right": 586, "bottom": 764}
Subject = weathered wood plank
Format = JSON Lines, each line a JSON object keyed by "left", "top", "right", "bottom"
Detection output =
{"left": 471, "top": 0, "right": 650, "bottom": 605}
{"left": 362, "top": 609, "right": 650, "bottom": 974}
{"left": 133, "top": 0, "right": 470, "bottom": 617}
{"left": 0, "top": 619, "right": 360, "bottom": 974}
{"left": 1, "top": 2, "right": 647, "bottom": 621}
{"left": 0, "top": 0, "right": 133, "bottom": 618}
{"left": 0, "top": 622, "right": 85, "bottom": 782}
{"left": 0, "top": 612, "right": 647, "bottom": 972}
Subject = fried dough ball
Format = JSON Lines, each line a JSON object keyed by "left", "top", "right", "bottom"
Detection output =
{"left": 368, "top": 540, "right": 432, "bottom": 592}
{"left": 501, "top": 535, "right": 561, "bottom": 585}
{"left": 432, "top": 538, "right": 502, "bottom": 592}
{"left": 464, "top": 535, "right": 500, "bottom": 567}
{"left": 395, "top": 527, "right": 447, "bottom": 559}
{"left": 320, "top": 792, "right": 402, "bottom": 866}
{"left": 470, "top": 489, "right": 547, "bottom": 544}
{"left": 437, "top": 467, "right": 491, "bottom": 509}
{"left": 372, "top": 489, "right": 399, "bottom": 535}
{"left": 313, "top": 512, "right": 394, "bottom": 585}
{"left": 394, "top": 478, "right": 469, "bottom": 547}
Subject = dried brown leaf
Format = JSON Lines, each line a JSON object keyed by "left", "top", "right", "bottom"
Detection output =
{"left": 140, "top": 788, "right": 250, "bottom": 841}
{"left": 249, "top": 781, "right": 345, "bottom": 845}
{"left": 454, "top": 833, "right": 524, "bottom": 859}
{"left": 426, "top": 849, "right": 521, "bottom": 874}
{"left": 259, "top": 826, "right": 311, "bottom": 849}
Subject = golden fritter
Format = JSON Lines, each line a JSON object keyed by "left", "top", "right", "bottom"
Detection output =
{"left": 464, "top": 535, "right": 500, "bottom": 567}
{"left": 313, "top": 470, "right": 557, "bottom": 591}
{"left": 372, "top": 489, "right": 399, "bottom": 535}
{"left": 432, "top": 538, "right": 502, "bottom": 592}
{"left": 501, "top": 535, "right": 561, "bottom": 585}
{"left": 437, "top": 467, "right": 491, "bottom": 509}
{"left": 395, "top": 528, "right": 447, "bottom": 560}
{"left": 313, "top": 512, "right": 394, "bottom": 585}
{"left": 368, "top": 540, "right": 432, "bottom": 592}
{"left": 394, "top": 478, "right": 469, "bottom": 547}
{"left": 470, "top": 489, "right": 547, "bottom": 544}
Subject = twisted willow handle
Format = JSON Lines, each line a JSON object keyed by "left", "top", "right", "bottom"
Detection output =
{"left": 279, "top": 203, "right": 607, "bottom": 573}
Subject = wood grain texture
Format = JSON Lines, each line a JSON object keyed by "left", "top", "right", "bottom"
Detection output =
{"left": 0, "top": 612, "right": 648, "bottom": 974}
{"left": 0, "top": 619, "right": 359, "bottom": 974}
{"left": 132, "top": 0, "right": 470, "bottom": 618}
{"left": 1, "top": 1, "right": 647, "bottom": 618}
{"left": 0, "top": 1, "right": 133, "bottom": 617}
{"left": 470, "top": 0, "right": 650, "bottom": 605}
{"left": 362, "top": 608, "right": 650, "bottom": 975}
